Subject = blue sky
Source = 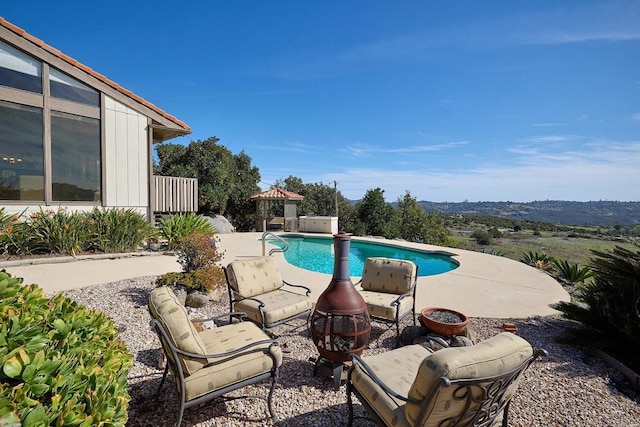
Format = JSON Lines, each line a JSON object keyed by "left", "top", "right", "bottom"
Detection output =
{"left": 3, "top": 1, "right": 639, "bottom": 202}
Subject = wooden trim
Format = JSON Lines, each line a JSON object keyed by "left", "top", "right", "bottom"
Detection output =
{"left": 100, "top": 92, "right": 106, "bottom": 206}
{"left": 42, "top": 64, "right": 52, "bottom": 204}
{"left": 49, "top": 98, "right": 100, "bottom": 119}
{"left": 147, "top": 118, "right": 154, "bottom": 222}
{"left": 0, "top": 86, "right": 43, "bottom": 107}
{"left": 152, "top": 176, "right": 198, "bottom": 213}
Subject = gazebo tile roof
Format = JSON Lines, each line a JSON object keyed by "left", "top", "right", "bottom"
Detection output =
{"left": 251, "top": 188, "right": 304, "bottom": 201}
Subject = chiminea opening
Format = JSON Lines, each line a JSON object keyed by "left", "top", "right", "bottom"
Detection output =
{"left": 309, "top": 232, "right": 371, "bottom": 388}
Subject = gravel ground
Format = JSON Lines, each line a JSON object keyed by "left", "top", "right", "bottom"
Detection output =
{"left": 60, "top": 276, "right": 640, "bottom": 427}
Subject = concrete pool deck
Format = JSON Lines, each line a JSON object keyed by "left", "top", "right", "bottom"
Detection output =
{"left": 2, "top": 232, "right": 570, "bottom": 319}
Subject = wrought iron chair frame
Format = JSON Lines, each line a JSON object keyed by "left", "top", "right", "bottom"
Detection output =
{"left": 224, "top": 266, "right": 313, "bottom": 329}
{"left": 347, "top": 348, "right": 547, "bottom": 427}
{"left": 354, "top": 264, "right": 419, "bottom": 337}
{"left": 150, "top": 313, "right": 281, "bottom": 427}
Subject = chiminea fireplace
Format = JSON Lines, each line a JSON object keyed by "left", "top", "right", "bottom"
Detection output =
{"left": 309, "top": 232, "right": 371, "bottom": 388}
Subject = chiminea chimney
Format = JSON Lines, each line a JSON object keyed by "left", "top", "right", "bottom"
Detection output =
{"left": 309, "top": 232, "right": 371, "bottom": 363}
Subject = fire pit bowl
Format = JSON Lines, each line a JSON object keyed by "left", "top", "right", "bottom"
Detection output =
{"left": 419, "top": 307, "right": 469, "bottom": 336}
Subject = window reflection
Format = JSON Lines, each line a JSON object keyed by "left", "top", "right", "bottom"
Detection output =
{"left": 0, "top": 101, "right": 44, "bottom": 200}
{"left": 0, "top": 40, "right": 42, "bottom": 93}
{"left": 50, "top": 68, "right": 99, "bottom": 106}
{"left": 51, "top": 111, "right": 100, "bottom": 201}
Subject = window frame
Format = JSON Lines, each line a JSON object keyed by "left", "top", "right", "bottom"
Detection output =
{"left": 0, "top": 43, "right": 102, "bottom": 205}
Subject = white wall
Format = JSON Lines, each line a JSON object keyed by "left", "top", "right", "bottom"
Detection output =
{"left": 103, "top": 96, "right": 148, "bottom": 211}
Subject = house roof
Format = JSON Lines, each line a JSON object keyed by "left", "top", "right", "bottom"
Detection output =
{"left": 251, "top": 188, "right": 304, "bottom": 201}
{"left": 0, "top": 17, "right": 190, "bottom": 141}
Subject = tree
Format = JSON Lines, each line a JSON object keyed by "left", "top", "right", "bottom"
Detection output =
{"left": 354, "top": 188, "right": 398, "bottom": 238}
{"left": 397, "top": 191, "right": 429, "bottom": 242}
{"left": 155, "top": 137, "right": 261, "bottom": 230}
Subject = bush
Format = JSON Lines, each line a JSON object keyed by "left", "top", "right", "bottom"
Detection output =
{"left": 0, "top": 271, "right": 132, "bottom": 426}
{"left": 488, "top": 227, "right": 503, "bottom": 238}
{"left": 555, "top": 246, "right": 640, "bottom": 368}
{"left": 86, "top": 208, "right": 156, "bottom": 253}
{"left": 157, "top": 231, "right": 226, "bottom": 294}
{"left": 158, "top": 213, "right": 216, "bottom": 249}
{"left": 28, "top": 208, "right": 89, "bottom": 256}
{"left": 552, "top": 259, "right": 593, "bottom": 284}
{"left": 520, "top": 251, "right": 555, "bottom": 271}
{"left": 471, "top": 229, "right": 492, "bottom": 245}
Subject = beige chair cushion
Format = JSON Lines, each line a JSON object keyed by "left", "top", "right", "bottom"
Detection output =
{"left": 226, "top": 256, "right": 283, "bottom": 298}
{"left": 234, "top": 289, "right": 313, "bottom": 325}
{"left": 406, "top": 332, "right": 533, "bottom": 426}
{"left": 352, "top": 345, "right": 433, "bottom": 427}
{"left": 148, "top": 287, "right": 208, "bottom": 376}
{"left": 361, "top": 258, "right": 417, "bottom": 295}
{"left": 359, "top": 290, "right": 414, "bottom": 321}
{"left": 184, "top": 322, "right": 283, "bottom": 401}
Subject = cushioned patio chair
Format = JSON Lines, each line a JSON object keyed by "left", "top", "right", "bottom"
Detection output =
{"left": 346, "top": 332, "right": 546, "bottom": 427}
{"left": 355, "top": 257, "right": 418, "bottom": 336}
{"left": 224, "top": 256, "right": 313, "bottom": 330}
{"left": 148, "top": 286, "right": 282, "bottom": 427}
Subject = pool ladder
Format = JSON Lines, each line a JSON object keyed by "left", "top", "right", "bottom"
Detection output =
{"left": 261, "top": 231, "right": 289, "bottom": 256}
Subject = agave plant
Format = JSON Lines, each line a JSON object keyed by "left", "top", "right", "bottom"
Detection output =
{"left": 552, "top": 259, "right": 593, "bottom": 284}
{"left": 158, "top": 213, "right": 216, "bottom": 249}
{"left": 520, "top": 251, "right": 555, "bottom": 271}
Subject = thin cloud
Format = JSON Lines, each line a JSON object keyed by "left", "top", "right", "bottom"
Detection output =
{"left": 533, "top": 122, "right": 566, "bottom": 128}
{"left": 342, "top": 141, "right": 469, "bottom": 158}
{"left": 524, "top": 135, "right": 576, "bottom": 144}
{"left": 632, "top": 112, "right": 640, "bottom": 121}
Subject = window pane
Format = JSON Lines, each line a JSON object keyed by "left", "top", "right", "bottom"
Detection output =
{"left": 51, "top": 111, "right": 101, "bottom": 201}
{"left": 0, "top": 100, "right": 44, "bottom": 200}
{"left": 50, "top": 68, "right": 99, "bottom": 106}
{"left": 0, "top": 40, "right": 42, "bottom": 93}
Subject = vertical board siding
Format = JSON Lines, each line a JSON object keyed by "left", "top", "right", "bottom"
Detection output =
{"left": 153, "top": 176, "right": 198, "bottom": 213}
{"left": 103, "top": 96, "right": 148, "bottom": 209}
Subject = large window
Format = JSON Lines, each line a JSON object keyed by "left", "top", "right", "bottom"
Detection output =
{"left": 0, "top": 40, "right": 42, "bottom": 93}
{"left": 0, "top": 101, "right": 44, "bottom": 200}
{"left": 0, "top": 39, "right": 101, "bottom": 204}
{"left": 51, "top": 111, "right": 100, "bottom": 201}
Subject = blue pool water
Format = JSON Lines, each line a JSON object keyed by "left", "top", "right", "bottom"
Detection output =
{"left": 271, "top": 235, "right": 458, "bottom": 277}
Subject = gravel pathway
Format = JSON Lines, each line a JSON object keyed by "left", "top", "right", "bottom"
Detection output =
{"left": 60, "top": 277, "right": 640, "bottom": 427}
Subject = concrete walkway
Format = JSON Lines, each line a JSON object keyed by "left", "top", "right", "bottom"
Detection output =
{"left": 1, "top": 232, "right": 570, "bottom": 319}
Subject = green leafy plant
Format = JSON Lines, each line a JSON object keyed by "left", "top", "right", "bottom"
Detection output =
{"left": 471, "top": 229, "right": 492, "bottom": 245}
{"left": 555, "top": 246, "right": 640, "bottom": 370}
{"left": 0, "top": 270, "right": 132, "bottom": 425}
{"left": 158, "top": 213, "right": 216, "bottom": 249}
{"left": 28, "top": 208, "right": 89, "bottom": 255}
{"left": 520, "top": 251, "right": 555, "bottom": 271}
{"left": 86, "top": 208, "right": 156, "bottom": 253}
{"left": 0, "top": 208, "right": 31, "bottom": 256}
{"left": 552, "top": 259, "right": 593, "bottom": 284}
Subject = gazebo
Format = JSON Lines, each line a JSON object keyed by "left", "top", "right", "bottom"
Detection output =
{"left": 250, "top": 188, "right": 304, "bottom": 232}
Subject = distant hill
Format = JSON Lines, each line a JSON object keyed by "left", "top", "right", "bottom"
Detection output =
{"left": 416, "top": 200, "right": 640, "bottom": 226}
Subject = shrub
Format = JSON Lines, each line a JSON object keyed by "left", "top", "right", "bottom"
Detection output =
{"left": 488, "top": 227, "right": 503, "bottom": 238}
{"left": 28, "top": 208, "right": 89, "bottom": 256}
{"left": 158, "top": 213, "right": 216, "bottom": 249}
{"left": 520, "top": 251, "right": 555, "bottom": 271}
{"left": 471, "top": 229, "right": 492, "bottom": 245}
{"left": 0, "top": 208, "right": 30, "bottom": 256}
{"left": 552, "top": 259, "right": 593, "bottom": 284}
{"left": 0, "top": 271, "right": 132, "bottom": 425}
{"left": 86, "top": 208, "right": 156, "bottom": 253}
{"left": 555, "top": 246, "right": 640, "bottom": 367}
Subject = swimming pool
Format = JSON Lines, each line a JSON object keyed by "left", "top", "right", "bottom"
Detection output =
{"left": 271, "top": 235, "right": 459, "bottom": 277}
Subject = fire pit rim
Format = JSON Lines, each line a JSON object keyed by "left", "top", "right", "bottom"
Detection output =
{"left": 419, "top": 306, "right": 469, "bottom": 336}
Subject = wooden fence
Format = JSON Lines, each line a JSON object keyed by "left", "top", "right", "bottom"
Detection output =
{"left": 153, "top": 176, "right": 198, "bottom": 213}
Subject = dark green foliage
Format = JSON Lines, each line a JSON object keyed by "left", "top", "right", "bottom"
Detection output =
{"left": 488, "top": 227, "right": 503, "bottom": 238}
{"left": 353, "top": 188, "right": 399, "bottom": 238}
{"left": 85, "top": 208, "right": 156, "bottom": 253}
{"left": 555, "top": 246, "right": 640, "bottom": 364}
{"left": 28, "top": 208, "right": 89, "bottom": 256}
{"left": 158, "top": 213, "right": 216, "bottom": 249}
{"left": 0, "top": 271, "right": 132, "bottom": 426}
{"left": 155, "top": 138, "right": 261, "bottom": 229}
{"left": 471, "top": 230, "right": 492, "bottom": 245}
{"left": 551, "top": 259, "right": 593, "bottom": 284}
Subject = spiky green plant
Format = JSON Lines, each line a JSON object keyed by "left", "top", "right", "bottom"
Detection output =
{"left": 552, "top": 259, "right": 593, "bottom": 284}
{"left": 158, "top": 213, "right": 216, "bottom": 249}
{"left": 86, "top": 208, "right": 156, "bottom": 253}
{"left": 520, "top": 251, "right": 555, "bottom": 271}
{"left": 555, "top": 246, "right": 640, "bottom": 364}
{"left": 27, "top": 208, "right": 89, "bottom": 256}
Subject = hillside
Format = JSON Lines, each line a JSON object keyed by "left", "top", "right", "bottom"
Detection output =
{"left": 417, "top": 200, "right": 640, "bottom": 226}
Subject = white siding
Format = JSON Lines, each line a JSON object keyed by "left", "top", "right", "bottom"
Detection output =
{"left": 103, "top": 96, "right": 148, "bottom": 210}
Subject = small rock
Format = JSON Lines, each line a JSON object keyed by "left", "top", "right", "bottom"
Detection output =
{"left": 185, "top": 291, "right": 209, "bottom": 308}
{"left": 450, "top": 335, "right": 474, "bottom": 347}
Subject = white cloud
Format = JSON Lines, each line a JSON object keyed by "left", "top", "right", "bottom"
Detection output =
{"left": 632, "top": 112, "right": 640, "bottom": 121}
{"left": 342, "top": 141, "right": 469, "bottom": 158}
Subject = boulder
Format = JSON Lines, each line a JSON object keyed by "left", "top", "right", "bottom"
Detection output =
{"left": 206, "top": 215, "right": 235, "bottom": 234}
{"left": 185, "top": 291, "right": 209, "bottom": 308}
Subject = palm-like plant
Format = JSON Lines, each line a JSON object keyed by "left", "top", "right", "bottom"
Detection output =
{"left": 158, "top": 213, "right": 216, "bottom": 249}
{"left": 552, "top": 259, "right": 593, "bottom": 284}
{"left": 555, "top": 246, "right": 640, "bottom": 359}
{"left": 520, "top": 251, "right": 555, "bottom": 271}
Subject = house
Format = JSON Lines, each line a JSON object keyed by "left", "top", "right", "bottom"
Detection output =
{"left": 0, "top": 17, "right": 195, "bottom": 221}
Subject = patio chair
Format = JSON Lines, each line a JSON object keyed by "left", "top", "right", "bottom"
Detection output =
{"left": 346, "top": 332, "right": 546, "bottom": 427}
{"left": 223, "top": 256, "right": 313, "bottom": 330}
{"left": 148, "top": 286, "right": 282, "bottom": 427}
{"left": 355, "top": 257, "right": 418, "bottom": 336}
